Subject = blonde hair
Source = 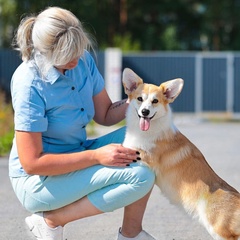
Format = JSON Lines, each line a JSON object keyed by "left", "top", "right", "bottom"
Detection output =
{"left": 14, "top": 7, "right": 92, "bottom": 75}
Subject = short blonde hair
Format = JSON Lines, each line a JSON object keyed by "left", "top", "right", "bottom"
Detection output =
{"left": 14, "top": 7, "right": 91, "bottom": 72}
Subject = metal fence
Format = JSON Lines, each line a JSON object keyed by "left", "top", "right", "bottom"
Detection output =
{"left": 0, "top": 50, "right": 21, "bottom": 100}
{"left": 122, "top": 52, "right": 240, "bottom": 114}
{"left": 1, "top": 49, "right": 240, "bottom": 114}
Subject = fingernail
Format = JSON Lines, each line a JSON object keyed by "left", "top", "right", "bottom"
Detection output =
{"left": 133, "top": 160, "right": 137, "bottom": 162}
{"left": 136, "top": 151, "right": 140, "bottom": 155}
{"left": 126, "top": 164, "right": 130, "bottom": 166}
{"left": 136, "top": 157, "right": 141, "bottom": 160}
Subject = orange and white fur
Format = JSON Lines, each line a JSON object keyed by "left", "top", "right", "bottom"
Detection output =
{"left": 122, "top": 68, "right": 240, "bottom": 240}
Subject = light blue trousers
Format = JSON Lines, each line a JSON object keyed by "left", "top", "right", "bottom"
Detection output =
{"left": 10, "top": 127, "right": 155, "bottom": 213}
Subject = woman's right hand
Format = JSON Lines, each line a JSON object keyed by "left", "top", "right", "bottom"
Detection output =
{"left": 92, "top": 144, "right": 140, "bottom": 167}
{"left": 16, "top": 131, "right": 140, "bottom": 175}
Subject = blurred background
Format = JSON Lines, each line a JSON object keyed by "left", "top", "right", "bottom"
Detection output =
{"left": 1, "top": 0, "right": 240, "bottom": 51}
{"left": 1, "top": 0, "right": 240, "bottom": 155}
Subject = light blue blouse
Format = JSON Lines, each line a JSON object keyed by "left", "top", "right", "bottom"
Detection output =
{"left": 9, "top": 51, "right": 105, "bottom": 177}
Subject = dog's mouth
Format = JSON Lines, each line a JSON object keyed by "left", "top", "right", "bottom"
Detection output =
{"left": 138, "top": 112, "right": 156, "bottom": 131}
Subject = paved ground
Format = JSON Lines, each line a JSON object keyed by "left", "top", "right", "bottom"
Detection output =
{"left": 1, "top": 117, "right": 240, "bottom": 240}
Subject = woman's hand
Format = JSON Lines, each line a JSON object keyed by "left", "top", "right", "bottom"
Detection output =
{"left": 92, "top": 144, "right": 140, "bottom": 167}
{"left": 16, "top": 131, "right": 140, "bottom": 175}
{"left": 16, "top": 130, "right": 140, "bottom": 175}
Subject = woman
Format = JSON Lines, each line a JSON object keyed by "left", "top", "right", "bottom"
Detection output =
{"left": 9, "top": 6, "right": 156, "bottom": 240}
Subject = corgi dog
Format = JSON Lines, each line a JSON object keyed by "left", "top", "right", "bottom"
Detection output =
{"left": 122, "top": 68, "right": 240, "bottom": 240}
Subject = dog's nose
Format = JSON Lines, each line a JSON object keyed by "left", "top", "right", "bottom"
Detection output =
{"left": 142, "top": 109, "right": 150, "bottom": 116}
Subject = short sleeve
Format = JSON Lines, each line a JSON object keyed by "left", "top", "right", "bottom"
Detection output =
{"left": 84, "top": 51, "right": 105, "bottom": 96}
{"left": 11, "top": 64, "right": 48, "bottom": 132}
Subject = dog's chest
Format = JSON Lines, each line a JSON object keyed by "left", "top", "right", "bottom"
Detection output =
{"left": 122, "top": 132, "right": 157, "bottom": 151}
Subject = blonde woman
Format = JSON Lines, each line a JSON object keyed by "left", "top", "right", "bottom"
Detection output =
{"left": 9, "top": 6, "right": 156, "bottom": 240}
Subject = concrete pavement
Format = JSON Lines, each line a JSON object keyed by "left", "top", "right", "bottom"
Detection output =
{"left": 1, "top": 118, "right": 240, "bottom": 240}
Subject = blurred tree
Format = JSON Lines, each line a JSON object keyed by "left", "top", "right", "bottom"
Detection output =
{"left": 12, "top": 0, "right": 121, "bottom": 49}
{"left": 1, "top": 0, "right": 240, "bottom": 50}
{"left": 202, "top": 0, "right": 240, "bottom": 50}
{"left": 0, "top": 0, "right": 16, "bottom": 47}
{"left": 119, "top": 0, "right": 240, "bottom": 50}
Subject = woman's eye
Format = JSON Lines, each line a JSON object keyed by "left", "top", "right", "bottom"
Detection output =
{"left": 137, "top": 97, "right": 143, "bottom": 102}
{"left": 152, "top": 99, "right": 158, "bottom": 104}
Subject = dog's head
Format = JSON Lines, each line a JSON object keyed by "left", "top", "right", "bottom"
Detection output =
{"left": 122, "top": 68, "right": 184, "bottom": 131}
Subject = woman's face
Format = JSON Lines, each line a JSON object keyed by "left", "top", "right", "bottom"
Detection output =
{"left": 56, "top": 57, "right": 79, "bottom": 73}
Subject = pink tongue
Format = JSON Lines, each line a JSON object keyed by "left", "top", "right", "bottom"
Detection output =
{"left": 139, "top": 117, "right": 150, "bottom": 131}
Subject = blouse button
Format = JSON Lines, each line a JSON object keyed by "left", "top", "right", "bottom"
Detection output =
{"left": 71, "top": 86, "right": 75, "bottom": 90}
{"left": 81, "top": 108, "right": 84, "bottom": 111}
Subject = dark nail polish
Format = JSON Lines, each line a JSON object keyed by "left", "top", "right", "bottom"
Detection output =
{"left": 136, "top": 157, "right": 141, "bottom": 160}
{"left": 126, "top": 164, "right": 130, "bottom": 166}
{"left": 133, "top": 160, "right": 137, "bottom": 162}
{"left": 136, "top": 151, "right": 140, "bottom": 155}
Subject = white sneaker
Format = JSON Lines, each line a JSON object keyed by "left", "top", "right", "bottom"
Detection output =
{"left": 117, "top": 228, "right": 156, "bottom": 240}
{"left": 25, "top": 212, "right": 63, "bottom": 240}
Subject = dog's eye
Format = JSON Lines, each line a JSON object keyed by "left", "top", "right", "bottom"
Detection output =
{"left": 152, "top": 99, "right": 158, "bottom": 104}
{"left": 137, "top": 97, "right": 143, "bottom": 102}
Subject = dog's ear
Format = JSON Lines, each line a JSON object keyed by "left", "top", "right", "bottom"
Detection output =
{"left": 122, "top": 68, "right": 143, "bottom": 95}
{"left": 161, "top": 78, "right": 184, "bottom": 103}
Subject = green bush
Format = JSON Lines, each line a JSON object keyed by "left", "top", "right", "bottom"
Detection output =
{"left": 0, "top": 91, "right": 14, "bottom": 156}
{"left": 0, "top": 129, "right": 14, "bottom": 156}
